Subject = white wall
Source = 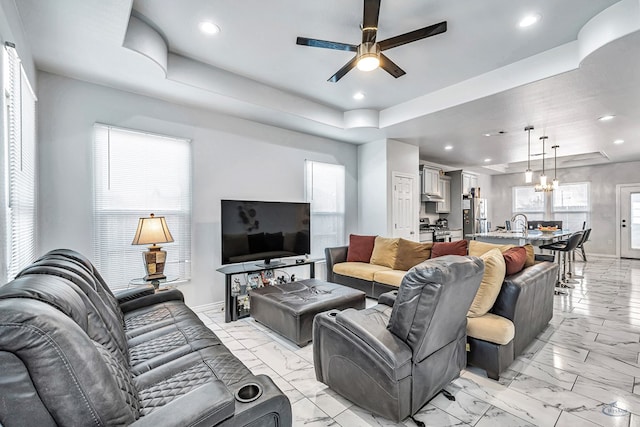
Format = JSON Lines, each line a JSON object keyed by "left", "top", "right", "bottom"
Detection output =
{"left": 491, "top": 161, "right": 640, "bottom": 255}
{"left": 386, "top": 139, "right": 419, "bottom": 233}
{"left": 36, "top": 72, "right": 358, "bottom": 306}
{"left": 357, "top": 139, "right": 419, "bottom": 236}
{"left": 357, "top": 139, "right": 387, "bottom": 235}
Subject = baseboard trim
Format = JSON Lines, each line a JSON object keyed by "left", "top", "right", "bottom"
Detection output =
{"left": 582, "top": 253, "right": 618, "bottom": 259}
{"left": 191, "top": 301, "right": 224, "bottom": 312}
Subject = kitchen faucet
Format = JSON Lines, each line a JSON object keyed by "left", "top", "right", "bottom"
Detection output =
{"left": 511, "top": 214, "right": 528, "bottom": 234}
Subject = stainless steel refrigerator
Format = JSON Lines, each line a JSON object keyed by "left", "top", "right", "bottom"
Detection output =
{"left": 463, "top": 196, "right": 488, "bottom": 235}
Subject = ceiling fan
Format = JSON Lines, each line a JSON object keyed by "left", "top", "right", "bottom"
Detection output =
{"left": 296, "top": 0, "right": 447, "bottom": 82}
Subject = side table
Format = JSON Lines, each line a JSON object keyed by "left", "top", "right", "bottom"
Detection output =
{"left": 129, "top": 276, "right": 179, "bottom": 292}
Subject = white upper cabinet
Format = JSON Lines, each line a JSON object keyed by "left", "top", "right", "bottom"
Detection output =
{"left": 421, "top": 167, "right": 441, "bottom": 195}
{"left": 436, "top": 176, "right": 451, "bottom": 213}
{"left": 462, "top": 173, "right": 478, "bottom": 196}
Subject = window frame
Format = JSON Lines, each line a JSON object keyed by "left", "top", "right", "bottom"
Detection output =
{"left": 304, "top": 160, "right": 346, "bottom": 258}
{"left": 92, "top": 124, "right": 192, "bottom": 289}
{"left": 3, "top": 43, "right": 37, "bottom": 282}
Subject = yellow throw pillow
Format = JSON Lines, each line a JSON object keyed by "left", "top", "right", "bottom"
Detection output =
{"left": 468, "top": 240, "right": 514, "bottom": 257}
{"left": 523, "top": 243, "right": 535, "bottom": 267}
{"left": 468, "top": 248, "right": 506, "bottom": 318}
{"left": 370, "top": 236, "right": 400, "bottom": 269}
{"left": 393, "top": 239, "right": 433, "bottom": 271}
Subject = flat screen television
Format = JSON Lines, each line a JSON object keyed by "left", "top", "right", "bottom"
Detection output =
{"left": 221, "top": 200, "right": 310, "bottom": 266}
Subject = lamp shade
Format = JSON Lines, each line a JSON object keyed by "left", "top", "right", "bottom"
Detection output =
{"left": 132, "top": 213, "right": 174, "bottom": 246}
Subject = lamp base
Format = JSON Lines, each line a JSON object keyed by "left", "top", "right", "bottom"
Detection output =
{"left": 143, "top": 245, "right": 167, "bottom": 281}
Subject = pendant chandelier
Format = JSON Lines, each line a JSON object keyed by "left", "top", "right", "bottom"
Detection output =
{"left": 534, "top": 136, "right": 554, "bottom": 192}
{"left": 552, "top": 144, "right": 560, "bottom": 189}
{"left": 524, "top": 126, "right": 534, "bottom": 183}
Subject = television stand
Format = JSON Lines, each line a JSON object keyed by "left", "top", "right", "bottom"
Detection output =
{"left": 255, "top": 261, "right": 285, "bottom": 268}
{"left": 217, "top": 258, "right": 319, "bottom": 322}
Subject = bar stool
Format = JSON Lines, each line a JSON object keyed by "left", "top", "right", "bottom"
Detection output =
{"left": 576, "top": 228, "right": 591, "bottom": 262}
{"left": 540, "top": 231, "right": 585, "bottom": 295}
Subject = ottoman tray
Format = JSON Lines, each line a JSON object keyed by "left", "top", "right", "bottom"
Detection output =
{"left": 249, "top": 279, "right": 366, "bottom": 346}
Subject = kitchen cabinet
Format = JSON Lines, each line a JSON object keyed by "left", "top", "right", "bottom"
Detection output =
{"left": 436, "top": 176, "right": 451, "bottom": 213}
{"left": 421, "top": 167, "right": 441, "bottom": 196}
{"left": 462, "top": 173, "right": 478, "bottom": 196}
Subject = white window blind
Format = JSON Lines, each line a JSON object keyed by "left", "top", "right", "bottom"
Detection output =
{"left": 305, "top": 160, "right": 345, "bottom": 257}
{"left": 93, "top": 125, "right": 191, "bottom": 288}
{"left": 512, "top": 186, "right": 544, "bottom": 221}
{"left": 553, "top": 182, "right": 590, "bottom": 231}
{"left": 3, "top": 43, "right": 37, "bottom": 281}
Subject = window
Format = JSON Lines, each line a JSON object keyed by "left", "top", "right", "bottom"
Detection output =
{"left": 305, "top": 160, "right": 345, "bottom": 257}
{"left": 552, "top": 182, "right": 590, "bottom": 231}
{"left": 512, "top": 186, "right": 544, "bottom": 221}
{"left": 93, "top": 125, "right": 191, "bottom": 288}
{"left": 3, "top": 43, "right": 37, "bottom": 282}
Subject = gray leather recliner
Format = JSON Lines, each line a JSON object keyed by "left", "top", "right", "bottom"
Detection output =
{"left": 313, "top": 255, "right": 484, "bottom": 422}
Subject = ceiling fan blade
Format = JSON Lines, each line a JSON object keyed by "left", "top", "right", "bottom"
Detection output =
{"left": 296, "top": 37, "right": 357, "bottom": 52}
{"left": 378, "top": 21, "right": 447, "bottom": 51}
{"left": 328, "top": 56, "right": 358, "bottom": 83}
{"left": 379, "top": 53, "right": 406, "bottom": 78}
{"left": 362, "top": 0, "right": 381, "bottom": 44}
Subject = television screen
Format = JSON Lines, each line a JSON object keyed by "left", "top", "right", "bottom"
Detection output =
{"left": 221, "top": 200, "right": 310, "bottom": 265}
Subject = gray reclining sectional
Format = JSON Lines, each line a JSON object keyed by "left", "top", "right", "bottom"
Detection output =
{"left": 0, "top": 249, "right": 291, "bottom": 426}
{"left": 313, "top": 255, "right": 484, "bottom": 422}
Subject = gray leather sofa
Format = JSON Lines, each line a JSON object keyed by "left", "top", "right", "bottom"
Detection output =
{"left": 466, "top": 260, "right": 558, "bottom": 380}
{"left": 326, "top": 244, "right": 559, "bottom": 381}
{"left": 325, "top": 246, "right": 397, "bottom": 298}
{"left": 313, "top": 256, "right": 484, "bottom": 422}
{"left": 0, "top": 249, "right": 291, "bottom": 427}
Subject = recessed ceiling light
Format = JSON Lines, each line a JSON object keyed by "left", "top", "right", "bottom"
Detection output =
{"left": 519, "top": 14, "right": 541, "bottom": 28}
{"left": 484, "top": 158, "right": 491, "bottom": 162}
{"left": 199, "top": 21, "right": 220, "bottom": 35}
{"left": 598, "top": 115, "right": 615, "bottom": 121}
{"left": 483, "top": 133, "right": 491, "bottom": 137}
{"left": 444, "top": 145, "right": 453, "bottom": 150}
{"left": 353, "top": 92, "right": 365, "bottom": 100}
{"left": 614, "top": 139, "right": 625, "bottom": 145}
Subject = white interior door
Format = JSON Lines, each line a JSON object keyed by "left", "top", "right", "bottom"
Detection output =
{"left": 620, "top": 185, "right": 640, "bottom": 259}
{"left": 392, "top": 172, "right": 417, "bottom": 240}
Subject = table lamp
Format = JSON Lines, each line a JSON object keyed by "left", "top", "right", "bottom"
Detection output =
{"left": 131, "top": 213, "right": 174, "bottom": 281}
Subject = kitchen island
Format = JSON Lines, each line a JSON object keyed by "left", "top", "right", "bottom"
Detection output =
{"left": 466, "top": 230, "right": 572, "bottom": 246}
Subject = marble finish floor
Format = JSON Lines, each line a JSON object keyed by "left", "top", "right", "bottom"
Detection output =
{"left": 196, "top": 257, "right": 640, "bottom": 426}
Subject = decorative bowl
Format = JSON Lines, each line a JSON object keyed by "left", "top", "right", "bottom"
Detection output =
{"left": 538, "top": 226, "right": 558, "bottom": 235}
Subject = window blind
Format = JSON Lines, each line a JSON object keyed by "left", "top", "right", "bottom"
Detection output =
{"left": 305, "top": 160, "right": 346, "bottom": 257}
{"left": 4, "top": 43, "right": 37, "bottom": 281}
{"left": 93, "top": 125, "right": 191, "bottom": 289}
{"left": 553, "top": 182, "right": 590, "bottom": 231}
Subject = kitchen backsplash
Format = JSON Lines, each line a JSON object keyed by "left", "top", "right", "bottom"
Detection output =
{"left": 419, "top": 203, "right": 441, "bottom": 222}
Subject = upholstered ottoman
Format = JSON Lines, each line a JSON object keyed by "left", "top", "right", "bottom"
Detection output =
{"left": 249, "top": 279, "right": 366, "bottom": 346}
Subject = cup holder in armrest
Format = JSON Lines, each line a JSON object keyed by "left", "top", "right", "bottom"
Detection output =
{"left": 235, "top": 383, "right": 263, "bottom": 403}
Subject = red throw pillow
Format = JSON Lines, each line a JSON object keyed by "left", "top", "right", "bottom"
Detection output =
{"left": 430, "top": 240, "right": 468, "bottom": 258}
{"left": 346, "top": 234, "right": 377, "bottom": 262}
{"left": 503, "top": 246, "right": 527, "bottom": 275}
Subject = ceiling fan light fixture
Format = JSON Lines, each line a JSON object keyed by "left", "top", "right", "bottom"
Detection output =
{"left": 356, "top": 42, "right": 380, "bottom": 72}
